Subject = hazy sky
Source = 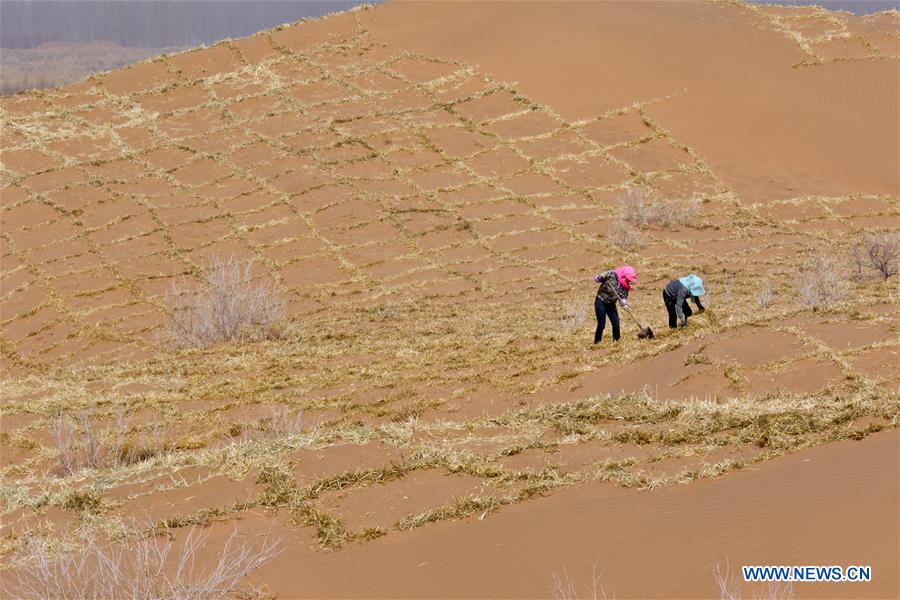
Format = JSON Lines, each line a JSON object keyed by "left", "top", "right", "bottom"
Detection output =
{"left": 1, "top": 1, "right": 896, "bottom": 50}
{"left": 0, "top": 0, "right": 375, "bottom": 48}
{"left": 745, "top": 0, "right": 899, "bottom": 14}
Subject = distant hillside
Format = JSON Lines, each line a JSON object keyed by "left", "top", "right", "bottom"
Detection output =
{"left": 0, "top": 43, "right": 184, "bottom": 95}
{"left": 0, "top": 0, "right": 369, "bottom": 49}
{"left": 745, "top": 0, "right": 899, "bottom": 14}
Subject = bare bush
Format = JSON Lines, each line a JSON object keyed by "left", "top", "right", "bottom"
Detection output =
{"left": 756, "top": 287, "right": 773, "bottom": 309}
{"left": 551, "top": 562, "right": 793, "bottom": 600}
{"left": 4, "top": 527, "right": 280, "bottom": 600}
{"left": 853, "top": 232, "right": 899, "bottom": 280}
{"left": 550, "top": 570, "right": 579, "bottom": 600}
{"left": 550, "top": 573, "right": 604, "bottom": 600}
{"left": 166, "top": 256, "right": 286, "bottom": 349}
{"left": 374, "top": 305, "right": 398, "bottom": 321}
{"left": 618, "top": 188, "right": 655, "bottom": 228}
{"left": 654, "top": 196, "right": 700, "bottom": 228}
{"left": 239, "top": 406, "right": 304, "bottom": 443}
{"left": 550, "top": 564, "right": 607, "bottom": 600}
{"left": 608, "top": 216, "right": 645, "bottom": 250}
{"left": 53, "top": 413, "right": 161, "bottom": 476}
{"left": 265, "top": 405, "right": 304, "bottom": 437}
{"left": 796, "top": 252, "right": 849, "bottom": 309}
{"left": 558, "top": 303, "right": 588, "bottom": 332}
{"left": 617, "top": 188, "right": 700, "bottom": 229}
{"left": 715, "top": 562, "right": 741, "bottom": 600}
{"left": 53, "top": 414, "right": 102, "bottom": 476}
{"left": 715, "top": 562, "right": 794, "bottom": 600}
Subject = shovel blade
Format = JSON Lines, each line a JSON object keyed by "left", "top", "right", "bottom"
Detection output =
{"left": 638, "top": 327, "right": 655, "bottom": 340}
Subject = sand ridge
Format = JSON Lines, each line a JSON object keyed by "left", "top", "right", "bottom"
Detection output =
{"left": 358, "top": 0, "right": 899, "bottom": 202}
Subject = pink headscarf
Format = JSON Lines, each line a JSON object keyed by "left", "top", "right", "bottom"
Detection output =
{"left": 615, "top": 265, "right": 637, "bottom": 291}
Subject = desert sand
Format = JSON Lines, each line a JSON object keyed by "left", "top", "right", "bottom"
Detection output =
{"left": 1, "top": 1, "right": 898, "bottom": 598}
{"left": 245, "top": 430, "right": 899, "bottom": 598}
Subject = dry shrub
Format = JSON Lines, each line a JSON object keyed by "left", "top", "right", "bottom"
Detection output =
{"left": 654, "top": 197, "right": 701, "bottom": 228}
{"left": 617, "top": 188, "right": 699, "bottom": 229}
{"left": 552, "top": 563, "right": 793, "bottom": 600}
{"left": 853, "top": 232, "right": 899, "bottom": 280}
{"left": 4, "top": 527, "right": 280, "bottom": 600}
{"left": 166, "top": 256, "right": 286, "bottom": 349}
{"left": 374, "top": 305, "right": 398, "bottom": 321}
{"left": 756, "top": 287, "right": 774, "bottom": 309}
{"left": 53, "top": 413, "right": 161, "bottom": 476}
{"left": 796, "top": 252, "right": 848, "bottom": 309}
{"left": 715, "top": 562, "right": 794, "bottom": 600}
{"left": 607, "top": 216, "right": 645, "bottom": 250}
{"left": 238, "top": 406, "right": 304, "bottom": 443}
{"left": 617, "top": 188, "right": 655, "bottom": 228}
{"left": 558, "top": 302, "right": 588, "bottom": 332}
{"left": 550, "top": 564, "right": 607, "bottom": 600}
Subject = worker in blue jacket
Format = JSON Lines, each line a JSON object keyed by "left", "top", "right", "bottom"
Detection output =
{"left": 663, "top": 274, "right": 705, "bottom": 328}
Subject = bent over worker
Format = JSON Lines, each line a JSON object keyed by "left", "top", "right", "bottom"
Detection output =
{"left": 663, "top": 274, "right": 705, "bottom": 328}
{"left": 593, "top": 265, "right": 637, "bottom": 344}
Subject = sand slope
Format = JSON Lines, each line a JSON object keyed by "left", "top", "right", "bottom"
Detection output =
{"left": 360, "top": 0, "right": 899, "bottom": 202}
{"left": 249, "top": 429, "right": 899, "bottom": 598}
{"left": 0, "top": 2, "right": 898, "bottom": 598}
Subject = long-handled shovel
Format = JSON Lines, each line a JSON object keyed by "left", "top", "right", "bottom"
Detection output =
{"left": 613, "top": 289, "right": 654, "bottom": 339}
{"left": 622, "top": 304, "right": 654, "bottom": 339}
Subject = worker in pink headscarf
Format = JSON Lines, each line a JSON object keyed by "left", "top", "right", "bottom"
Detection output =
{"left": 592, "top": 265, "right": 637, "bottom": 344}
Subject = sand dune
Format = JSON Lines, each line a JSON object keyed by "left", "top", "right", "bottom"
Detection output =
{"left": 360, "top": 1, "right": 899, "bottom": 202}
{"left": 0, "top": 1, "right": 897, "bottom": 598}
{"left": 246, "top": 430, "right": 899, "bottom": 598}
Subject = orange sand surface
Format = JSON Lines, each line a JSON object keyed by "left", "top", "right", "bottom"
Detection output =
{"left": 247, "top": 429, "right": 899, "bottom": 598}
{"left": 361, "top": 1, "right": 899, "bottom": 202}
{"left": 1, "top": 1, "right": 897, "bottom": 598}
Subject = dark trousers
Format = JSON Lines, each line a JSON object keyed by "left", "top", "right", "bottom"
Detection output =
{"left": 663, "top": 291, "right": 692, "bottom": 328}
{"left": 594, "top": 296, "right": 620, "bottom": 343}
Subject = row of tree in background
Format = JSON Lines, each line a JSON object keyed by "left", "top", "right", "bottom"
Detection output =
{"left": 0, "top": 0, "right": 366, "bottom": 49}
